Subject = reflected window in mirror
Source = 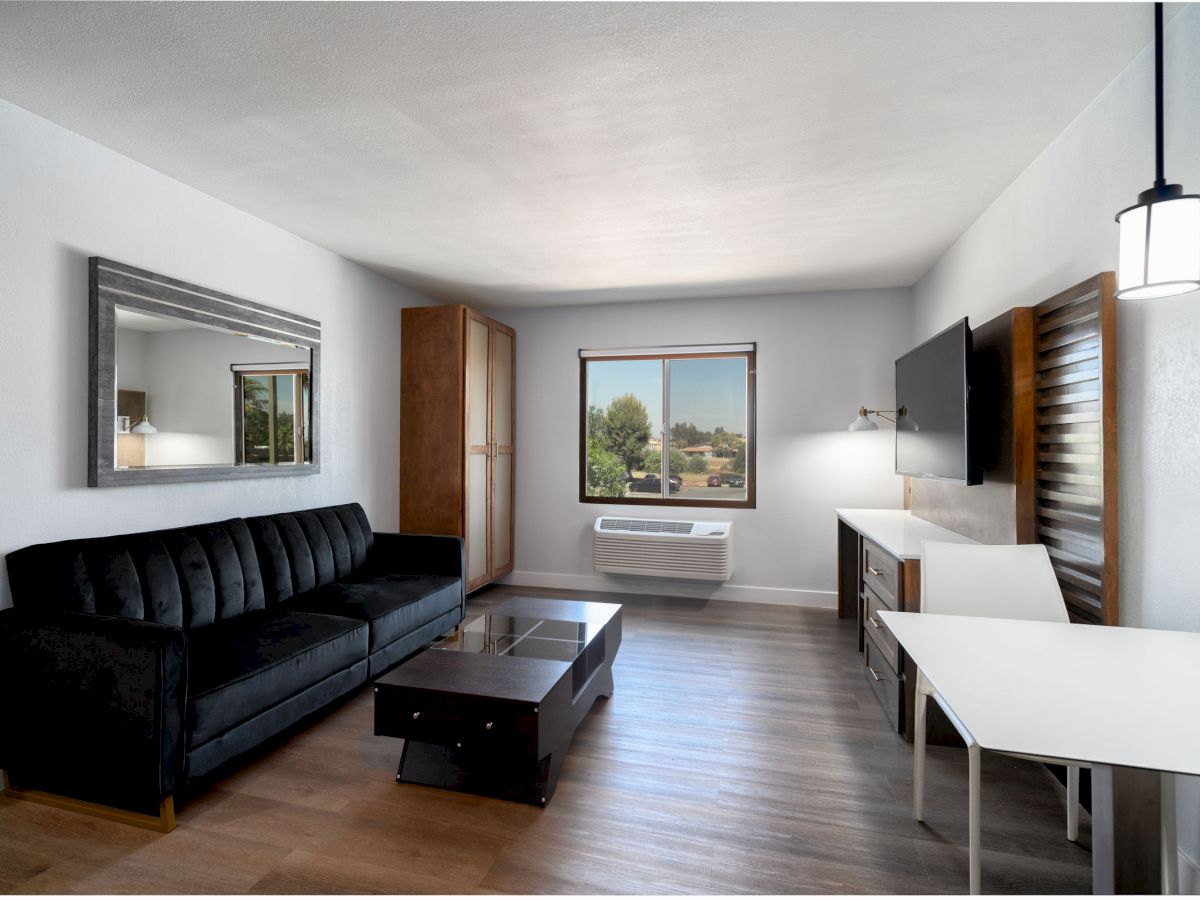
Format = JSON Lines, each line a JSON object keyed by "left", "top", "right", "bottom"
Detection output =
{"left": 235, "top": 368, "right": 312, "bottom": 465}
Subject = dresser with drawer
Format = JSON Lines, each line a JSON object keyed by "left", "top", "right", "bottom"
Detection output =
{"left": 835, "top": 509, "right": 975, "bottom": 740}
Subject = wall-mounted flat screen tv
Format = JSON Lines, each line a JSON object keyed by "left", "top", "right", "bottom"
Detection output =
{"left": 894, "top": 318, "right": 980, "bottom": 485}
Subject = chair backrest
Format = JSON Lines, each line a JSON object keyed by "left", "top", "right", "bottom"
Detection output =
{"left": 920, "top": 541, "right": 1069, "bottom": 624}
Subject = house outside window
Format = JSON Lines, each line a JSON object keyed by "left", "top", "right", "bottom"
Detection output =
{"left": 579, "top": 344, "right": 755, "bottom": 509}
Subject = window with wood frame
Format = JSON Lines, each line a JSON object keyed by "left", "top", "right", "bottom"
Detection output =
{"left": 234, "top": 367, "right": 312, "bottom": 465}
{"left": 579, "top": 344, "right": 755, "bottom": 508}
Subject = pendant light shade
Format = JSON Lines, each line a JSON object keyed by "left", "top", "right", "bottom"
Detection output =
{"left": 1115, "top": 3, "right": 1200, "bottom": 301}
{"left": 1117, "top": 190, "right": 1200, "bottom": 299}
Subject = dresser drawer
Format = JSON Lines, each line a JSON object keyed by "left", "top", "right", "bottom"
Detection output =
{"left": 862, "top": 538, "right": 899, "bottom": 603}
{"left": 864, "top": 640, "right": 902, "bottom": 732}
{"left": 863, "top": 586, "right": 900, "bottom": 672}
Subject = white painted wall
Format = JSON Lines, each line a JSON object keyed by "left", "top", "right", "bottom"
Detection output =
{"left": 911, "top": 4, "right": 1200, "bottom": 875}
{"left": 490, "top": 288, "right": 912, "bottom": 606}
{"left": 114, "top": 327, "right": 148, "bottom": 394}
{"left": 0, "top": 98, "right": 435, "bottom": 608}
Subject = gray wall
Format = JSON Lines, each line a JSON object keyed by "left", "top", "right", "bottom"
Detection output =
{"left": 911, "top": 5, "right": 1200, "bottom": 882}
{"left": 0, "top": 97, "right": 435, "bottom": 608}
{"left": 490, "top": 287, "right": 913, "bottom": 606}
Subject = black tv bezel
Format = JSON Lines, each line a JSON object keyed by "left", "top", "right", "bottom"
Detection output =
{"left": 893, "top": 317, "right": 981, "bottom": 486}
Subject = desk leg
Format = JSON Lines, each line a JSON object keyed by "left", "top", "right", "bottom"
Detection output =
{"left": 1092, "top": 764, "right": 1164, "bottom": 894}
{"left": 1161, "top": 772, "right": 1178, "bottom": 895}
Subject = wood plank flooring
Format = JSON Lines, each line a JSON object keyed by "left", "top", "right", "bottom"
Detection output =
{"left": 0, "top": 586, "right": 1092, "bottom": 894}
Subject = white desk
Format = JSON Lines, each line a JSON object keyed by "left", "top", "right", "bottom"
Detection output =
{"left": 835, "top": 508, "right": 976, "bottom": 560}
{"left": 881, "top": 611, "right": 1200, "bottom": 893}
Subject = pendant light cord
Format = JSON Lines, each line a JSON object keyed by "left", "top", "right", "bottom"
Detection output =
{"left": 1155, "top": 1, "right": 1165, "bottom": 188}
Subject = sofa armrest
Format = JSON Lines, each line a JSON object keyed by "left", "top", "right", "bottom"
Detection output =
{"left": 0, "top": 607, "right": 187, "bottom": 815}
{"left": 368, "top": 532, "right": 467, "bottom": 614}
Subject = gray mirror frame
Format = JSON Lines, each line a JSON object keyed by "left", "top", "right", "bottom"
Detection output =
{"left": 88, "top": 257, "right": 321, "bottom": 487}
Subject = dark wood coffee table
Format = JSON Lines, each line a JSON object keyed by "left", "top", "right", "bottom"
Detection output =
{"left": 373, "top": 596, "right": 622, "bottom": 806}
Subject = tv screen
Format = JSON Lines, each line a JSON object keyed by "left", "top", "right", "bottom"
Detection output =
{"left": 894, "top": 318, "right": 979, "bottom": 485}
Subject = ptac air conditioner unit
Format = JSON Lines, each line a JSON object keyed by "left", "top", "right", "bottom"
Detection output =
{"left": 592, "top": 517, "right": 732, "bottom": 582}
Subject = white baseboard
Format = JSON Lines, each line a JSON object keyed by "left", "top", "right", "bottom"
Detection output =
{"left": 496, "top": 570, "right": 836, "bottom": 609}
{"left": 1179, "top": 847, "right": 1200, "bottom": 895}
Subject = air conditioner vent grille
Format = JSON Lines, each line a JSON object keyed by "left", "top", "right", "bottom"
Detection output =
{"left": 593, "top": 517, "right": 732, "bottom": 582}
{"left": 598, "top": 518, "right": 694, "bottom": 535}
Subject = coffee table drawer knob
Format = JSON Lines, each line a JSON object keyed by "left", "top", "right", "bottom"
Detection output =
{"left": 412, "top": 711, "right": 421, "bottom": 720}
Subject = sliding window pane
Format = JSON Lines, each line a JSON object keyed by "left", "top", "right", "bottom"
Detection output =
{"left": 584, "top": 359, "right": 662, "bottom": 498}
{"left": 667, "top": 357, "right": 749, "bottom": 501}
{"left": 274, "top": 375, "right": 295, "bottom": 462}
{"left": 243, "top": 375, "right": 272, "bottom": 464}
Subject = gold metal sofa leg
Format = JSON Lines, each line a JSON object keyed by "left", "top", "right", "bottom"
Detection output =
{"left": 2, "top": 770, "right": 176, "bottom": 833}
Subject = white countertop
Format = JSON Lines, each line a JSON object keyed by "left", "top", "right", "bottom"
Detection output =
{"left": 880, "top": 611, "right": 1200, "bottom": 776}
{"left": 836, "top": 508, "right": 976, "bottom": 560}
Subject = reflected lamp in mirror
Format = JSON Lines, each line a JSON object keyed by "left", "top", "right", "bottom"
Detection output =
{"left": 848, "top": 406, "right": 917, "bottom": 432}
{"left": 90, "top": 257, "right": 321, "bottom": 487}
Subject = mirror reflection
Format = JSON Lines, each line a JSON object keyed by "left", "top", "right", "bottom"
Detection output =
{"left": 114, "top": 306, "right": 312, "bottom": 470}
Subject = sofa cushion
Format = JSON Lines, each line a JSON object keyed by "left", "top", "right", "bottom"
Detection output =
{"left": 293, "top": 575, "right": 461, "bottom": 654}
{"left": 187, "top": 608, "right": 367, "bottom": 746}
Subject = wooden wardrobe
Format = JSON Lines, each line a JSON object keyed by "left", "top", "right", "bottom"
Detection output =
{"left": 400, "top": 305, "right": 515, "bottom": 592}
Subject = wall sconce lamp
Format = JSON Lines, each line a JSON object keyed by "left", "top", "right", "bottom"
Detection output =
{"left": 130, "top": 415, "right": 158, "bottom": 434}
{"left": 1115, "top": 2, "right": 1200, "bottom": 300}
{"left": 848, "top": 406, "right": 917, "bottom": 432}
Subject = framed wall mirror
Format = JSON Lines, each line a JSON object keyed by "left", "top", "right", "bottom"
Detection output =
{"left": 89, "top": 257, "right": 321, "bottom": 486}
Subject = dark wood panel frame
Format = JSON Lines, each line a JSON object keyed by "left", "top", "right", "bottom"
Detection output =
{"left": 1028, "top": 272, "right": 1118, "bottom": 625}
{"left": 1012, "top": 307, "right": 1037, "bottom": 543}
{"left": 89, "top": 257, "right": 321, "bottom": 487}
{"left": 578, "top": 349, "right": 757, "bottom": 509}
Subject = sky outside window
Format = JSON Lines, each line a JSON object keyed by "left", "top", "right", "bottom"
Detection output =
{"left": 586, "top": 358, "right": 746, "bottom": 434}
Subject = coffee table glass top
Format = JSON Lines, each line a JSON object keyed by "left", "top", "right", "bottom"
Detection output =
{"left": 433, "top": 614, "right": 603, "bottom": 663}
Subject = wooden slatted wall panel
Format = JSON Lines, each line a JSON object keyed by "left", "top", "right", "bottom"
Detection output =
{"left": 1032, "top": 273, "right": 1118, "bottom": 625}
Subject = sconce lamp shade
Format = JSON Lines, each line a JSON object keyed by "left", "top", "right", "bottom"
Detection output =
{"left": 1116, "top": 190, "right": 1200, "bottom": 299}
{"left": 131, "top": 416, "right": 158, "bottom": 434}
{"left": 848, "top": 407, "right": 879, "bottom": 432}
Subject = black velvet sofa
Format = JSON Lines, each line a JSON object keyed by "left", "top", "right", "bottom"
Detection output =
{"left": 0, "top": 502, "right": 464, "bottom": 828}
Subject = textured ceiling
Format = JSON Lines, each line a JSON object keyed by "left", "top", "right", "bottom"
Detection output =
{"left": 0, "top": 2, "right": 1154, "bottom": 308}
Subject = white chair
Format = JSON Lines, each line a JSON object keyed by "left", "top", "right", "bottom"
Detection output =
{"left": 913, "top": 541, "right": 1085, "bottom": 895}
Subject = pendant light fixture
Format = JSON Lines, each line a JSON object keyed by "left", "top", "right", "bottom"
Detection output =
{"left": 1115, "top": 2, "right": 1200, "bottom": 300}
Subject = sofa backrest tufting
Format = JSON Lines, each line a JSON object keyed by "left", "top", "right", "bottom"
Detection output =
{"left": 244, "top": 505, "right": 374, "bottom": 605}
{"left": 5, "top": 503, "right": 373, "bottom": 628}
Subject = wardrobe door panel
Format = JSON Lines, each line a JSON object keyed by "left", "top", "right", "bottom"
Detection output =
{"left": 491, "top": 451, "right": 513, "bottom": 574}
{"left": 467, "top": 452, "right": 489, "bottom": 586}
{"left": 467, "top": 317, "right": 490, "bottom": 450}
{"left": 493, "top": 329, "right": 513, "bottom": 448}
